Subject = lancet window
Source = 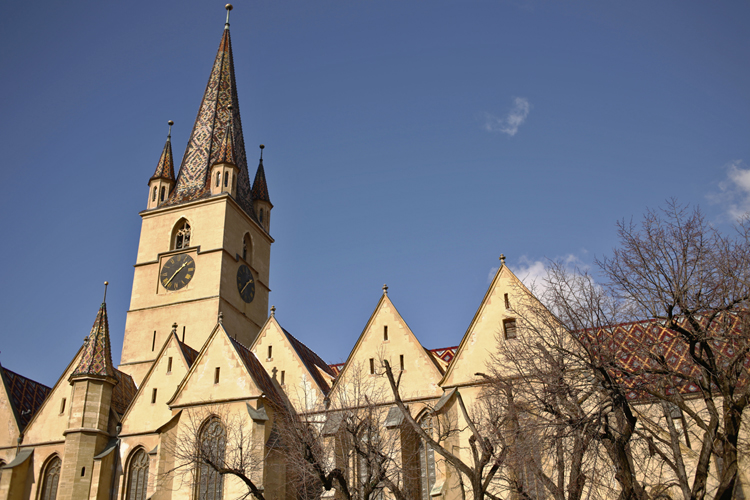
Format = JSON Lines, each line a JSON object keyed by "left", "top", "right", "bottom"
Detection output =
{"left": 40, "top": 456, "right": 62, "bottom": 500}
{"left": 242, "top": 233, "right": 252, "bottom": 262}
{"left": 126, "top": 449, "right": 149, "bottom": 500}
{"left": 195, "top": 417, "right": 226, "bottom": 500}
{"left": 160, "top": 187, "right": 166, "bottom": 202}
{"left": 173, "top": 220, "right": 191, "bottom": 250}
{"left": 418, "top": 416, "right": 436, "bottom": 500}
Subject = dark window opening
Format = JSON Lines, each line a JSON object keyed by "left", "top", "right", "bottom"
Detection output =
{"left": 224, "top": 172, "right": 229, "bottom": 187}
{"left": 384, "top": 325, "right": 388, "bottom": 341}
{"left": 174, "top": 220, "right": 191, "bottom": 249}
{"left": 167, "top": 357, "right": 173, "bottom": 373}
{"left": 151, "top": 388, "right": 157, "bottom": 404}
{"left": 369, "top": 358, "right": 375, "bottom": 374}
{"left": 400, "top": 354, "right": 404, "bottom": 371}
{"left": 503, "top": 318, "right": 517, "bottom": 340}
{"left": 81, "top": 467, "right": 85, "bottom": 477}
{"left": 268, "top": 345, "right": 272, "bottom": 359}
{"left": 281, "top": 370, "right": 285, "bottom": 385}
{"left": 216, "top": 172, "right": 220, "bottom": 187}
{"left": 160, "top": 186, "right": 165, "bottom": 202}
{"left": 152, "top": 331, "right": 156, "bottom": 351}
{"left": 504, "top": 293, "right": 510, "bottom": 309}
{"left": 152, "top": 187, "right": 156, "bottom": 202}
{"left": 214, "top": 367, "right": 220, "bottom": 384}
{"left": 60, "top": 398, "right": 66, "bottom": 414}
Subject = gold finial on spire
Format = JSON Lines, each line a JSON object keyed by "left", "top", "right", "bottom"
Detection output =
{"left": 260, "top": 144, "right": 264, "bottom": 160}
{"left": 167, "top": 120, "right": 174, "bottom": 139}
{"left": 225, "top": 4, "right": 233, "bottom": 28}
{"left": 500, "top": 254, "right": 506, "bottom": 264}
{"left": 103, "top": 281, "right": 109, "bottom": 303}
{"left": 383, "top": 284, "right": 388, "bottom": 295}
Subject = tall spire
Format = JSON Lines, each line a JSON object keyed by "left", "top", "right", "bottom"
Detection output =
{"left": 150, "top": 120, "right": 175, "bottom": 182}
{"left": 215, "top": 116, "right": 237, "bottom": 166}
{"left": 71, "top": 283, "right": 117, "bottom": 381}
{"left": 166, "top": 5, "right": 254, "bottom": 217}
{"left": 252, "top": 144, "right": 271, "bottom": 203}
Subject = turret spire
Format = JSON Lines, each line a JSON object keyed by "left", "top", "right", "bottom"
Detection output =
{"left": 225, "top": 4, "right": 232, "bottom": 29}
{"left": 71, "top": 285, "right": 117, "bottom": 381}
{"left": 150, "top": 121, "right": 175, "bottom": 182}
{"left": 252, "top": 145, "right": 271, "bottom": 203}
{"left": 165, "top": 6, "right": 255, "bottom": 218}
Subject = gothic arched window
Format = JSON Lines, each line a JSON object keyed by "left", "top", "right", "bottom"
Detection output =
{"left": 418, "top": 416, "right": 436, "bottom": 500}
{"left": 216, "top": 172, "right": 220, "bottom": 187}
{"left": 126, "top": 449, "right": 149, "bottom": 500}
{"left": 195, "top": 417, "right": 226, "bottom": 500}
{"left": 242, "top": 233, "right": 252, "bottom": 262}
{"left": 160, "top": 186, "right": 166, "bottom": 202}
{"left": 223, "top": 172, "right": 229, "bottom": 188}
{"left": 173, "top": 220, "right": 191, "bottom": 250}
{"left": 40, "top": 456, "right": 62, "bottom": 500}
{"left": 152, "top": 187, "right": 157, "bottom": 202}
{"left": 260, "top": 209, "right": 264, "bottom": 224}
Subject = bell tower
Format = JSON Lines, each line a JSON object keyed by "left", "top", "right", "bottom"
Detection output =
{"left": 119, "top": 5, "right": 273, "bottom": 385}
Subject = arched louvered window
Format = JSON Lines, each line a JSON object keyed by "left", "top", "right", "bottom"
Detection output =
{"left": 172, "top": 219, "right": 191, "bottom": 250}
{"left": 40, "top": 456, "right": 61, "bottom": 500}
{"left": 196, "top": 417, "right": 226, "bottom": 500}
{"left": 126, "top": 449, "right": 149, "bottom": 500}
{"left": 418, "top": 416, "right": 436, "bottom": 500}
{"left": 223, "top": 172, "right": 229, "bottom": 188}
{"left": 160, "top": 186, "right": 166, "bottom": 202}
{"left": 152, "top": 187, "right": 157, "bottom": 202}
{"left": 242, "top": 233, "right": 252, "bottom": 262}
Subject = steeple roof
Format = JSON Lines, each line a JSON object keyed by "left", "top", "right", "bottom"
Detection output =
{"left": 252, "top": 155, "right": 271, "bottom": 204}
{"left": 214, "top": 121, "right": 237, "bottom": 166}
{"left": 71, "top": 302, "right": 117, "bottom": 381}
{"left": 166, "top": 23, "right": 254, "bottom": 216}
{"left": 150, "top": 131, "right": 175, "bottom": 182}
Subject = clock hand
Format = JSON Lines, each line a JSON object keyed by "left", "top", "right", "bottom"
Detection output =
{"left": 240, "top": 278, "right": 252, "bottom": 294}
{"left": 165, "top": 261, "right": 190, "bottom": 286}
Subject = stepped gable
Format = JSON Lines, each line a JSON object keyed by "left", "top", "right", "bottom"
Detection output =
{"left": 72, "top": 302, "right": 117, "bottom": 380}
{"left": 229, "top": 337, "right": 285, "bottom": 407}
{"left": 150, "top": 133, "right": 175, "bottom": 181}
{"left": 584, "top": 314, "right": 750, "bottom": 401}
{"left": 0, "top": 365, "right": 51, "bottom": 430}
{"left": 111, "top": 370, "right": 137, "bottom": 415}
{"left": 165, "top": 25, "right": 255, "bottom": 218}
{"left": 282, "top": 328, "right": 336, "bottom": 394}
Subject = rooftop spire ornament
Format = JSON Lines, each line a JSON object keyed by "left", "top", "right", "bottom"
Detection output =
{"left": 102, "top": 281, "right": 109, "bottom": 303}
{"left": 260, "top": 144, "right": 264, "bottom": 160}
{"left": 383, "top": 284, "right": 388, "bottom": 295}
{"left": 167, "top": 120, "right": 173, "bottom": 139}
{"left": 225, "top": 4, "right": 233, "bottom": 28}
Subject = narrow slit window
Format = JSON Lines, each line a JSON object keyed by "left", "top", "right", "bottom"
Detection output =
{"left": 182, "top": 326, "right": 186, "bottom": 343}
{"left": 384, "top": 325, "right": 388, "bottom": 341}
{"left": 81, "top": 467, "right": 85, "bottom": 477}
{"left": 60, "top": 398, "right": 66, "bottom": 414}
{"left": 369, "top": 358, "right": 375, "bottom": 375}
{"left": 214, "top": 367, "right": 221, "bottom": 384}
{"left": 152, "top": 187, "right": 157, "bottom": 202}
{"left": 504, "top": 293, "right": 510, "bottom": 309}
{"left": 503, "top": 318, "right": 517, "bottom": 340}
{"left": 152, "top": 331, "right": 156, "bottom": 351}
{"left": 281, "top": 370, "right": 285, "bottom": 385}
{"left": 400, "top": 354, "right": 404, "bottom": 371}
{"left": 216, "top": 172, "right": 220, "bottom": 187}
{"left": 151, "top": 388, "right": 157, "bottom": 404}
{"left": 223, "top": 171, "right": 228, "bottom": 187}
{"left": 268, "top": 345, "right": 272, "bottom": 360}
{"left": 167, "top": 357, "right": 173, "bottom": 373}
{"left": 160, "top": 186, "right": 165, "bottom": 202}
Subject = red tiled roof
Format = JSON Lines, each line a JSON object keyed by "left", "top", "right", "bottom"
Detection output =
{"left": 214, "top": 121, "right": 236, "bottom": 166}
{"left": 282, "top": 328, "right": 335, "bottom": 395}
{"left": 1, "top": 365, "right": 51, "bottom": 430}
{"left": 178, "top": 339, "right": 199, "bottom": 368}
{"left": 150, "top": 135, "right": 175, "bottom": 181}
{"left": 230, "top": 337, "right": 285, "bottom": 408}
{"left": 111, "top": 369, "right": 137, "bottom": 415}
{"left": 430, "top": 346, "right": 458, "bottom": 364}
{"left": 72, "top": 303, "right": 117, "bottom": 380}
{"left": 251, "top": 158, "right": 270, "bottom": 204}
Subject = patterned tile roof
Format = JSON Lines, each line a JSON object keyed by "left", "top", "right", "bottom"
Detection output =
{"left": 582, "top": 314, "right": 750, "bottom": 401}
{"left": 71, "top": 303, "right": 117, "bottom": 380}
{"left": 0, "top": 364, "right": 51, "bottom": 430}
{"left": 214, "top": 121, "right": 237, "bottom": 166}
{"left": 281, "top": 328, "right": 335, "bottom": 395}
{"left": 251, "top": 158, "right": 271, "bottom": 204}
{"left": 229, "top": 336, "right": 285, "bottom": 408}
{"left": 150, "top": 135, "right": 175, "bottom": 182}
{"left": 111, "top": 369, "right": 137, "bottom": 415}
{"left": 430, "top": 346, "right": 458, "bottom": 365}
{"left": 164, "top": 26, "right": 255, "bottom": 218}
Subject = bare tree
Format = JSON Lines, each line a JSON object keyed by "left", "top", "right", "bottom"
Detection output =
{"left": 162, "top": 405, "right": 269, "bottom": 500}
{"left": 278, "top": 362, "right": 409, "bottom": 500}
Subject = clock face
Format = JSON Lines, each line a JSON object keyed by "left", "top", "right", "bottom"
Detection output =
{"left": 160, "top": 254, "right": 196, "bottom": 291}
{"left": 236, "top": 264, "right": 255, "bottom": 303}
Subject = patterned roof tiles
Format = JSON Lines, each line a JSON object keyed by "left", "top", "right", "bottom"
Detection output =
{"left": 111, "top": 369, "right": 137, "bottom": 415}
{"left": 71, "top": 302, "right": 117, "bottom": 381}
{"left": 229, "top": 336, "right": 285, "bottom": 408}
{"left": 214, "top": 121, "right": 237, "bottom": 166}
{"left": 165, "top": 26, "right": 255, "bottom": 218}
{"left": 150, "top": 135, "right": 175, "bottom": 182}
{"left": 282, "top": 328, "right": 335, "bottom": 395}
{"left": 178, "top": 339, "right": 199, "bottom": 368}
{"left": 251, "top": 158, "right": 271, "bottom": 204}
{"left": 1, "top": 365, "right": 51, "bottom": 430}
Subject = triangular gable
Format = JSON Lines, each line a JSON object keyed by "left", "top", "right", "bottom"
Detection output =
{"left": 328, "top": 292, "right": 444, "bottom": 405}
{"left": 120, "top": 332, "right": 197, "bottom": 435}
{"left": 440, "top": 263, "right": 544, "bottom": 388}
{"left": 168, "top": 323, "right": 282, "bottom": 409}
{"left": 22, "top": 347, "right": 83, "bottom": 445}
{"left": 0, "top": 362, "right": 51, "bottom": 438}
{"left": 250, "top": 316, "right": 334, "bottom": 411}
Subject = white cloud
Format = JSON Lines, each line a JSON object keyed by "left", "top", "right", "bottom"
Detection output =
{"left": 494, "top": 253, "right": 590, "bottom": 294}
{"left": 708, "top": 160, "right": 750, "bottom": 220}
{"left": 483, "top": 97, "right": 531, "bottom": 137}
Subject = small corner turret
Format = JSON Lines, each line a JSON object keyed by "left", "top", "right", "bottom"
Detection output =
{"left": 252, "top": 144, "right": 272, "bottom": 232}
{"left": 210, "top": 116, "right": 240, "bottom": 198}
{"left": 147, "top": 121, "right": 176, "bottom": 209}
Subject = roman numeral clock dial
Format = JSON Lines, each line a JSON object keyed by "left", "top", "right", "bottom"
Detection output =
{"left": 236, "top": 264, "right": 255, "bottom": 303}
{"left": 160, "top": 254, "right": 196, "bottom": 291}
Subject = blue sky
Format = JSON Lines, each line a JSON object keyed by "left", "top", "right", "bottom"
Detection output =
{"left": 1, "top": 1, "right": 748, "bottom": 386}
